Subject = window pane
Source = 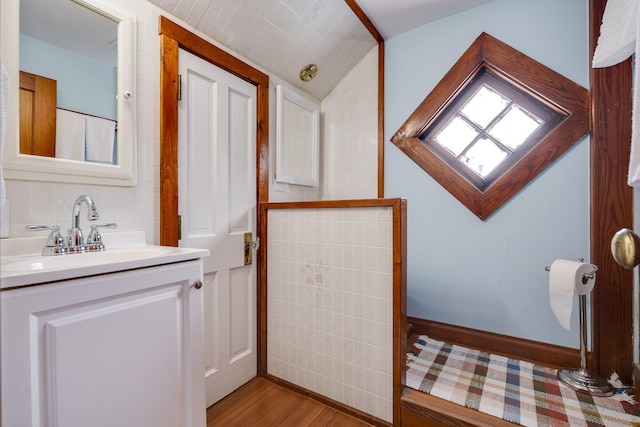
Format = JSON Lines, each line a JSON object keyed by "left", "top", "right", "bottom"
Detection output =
{"left": 489, "top": 105, "right": 542, "bottom": 150}
{"left": 461, "top": 85, "right": 510, "bottom": 128}
{"left": 434, "top": 116, "right": 478, "bottom": 156}
{"left": 461, "top": 138, "right": 507, "bottom": 177}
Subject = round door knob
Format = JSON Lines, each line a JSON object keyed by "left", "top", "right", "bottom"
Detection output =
{"left": 193, "top": 280, "right": 203, "bottom": 290}
{"left": 611, "top": 228, "right": 640, "bottom": 269}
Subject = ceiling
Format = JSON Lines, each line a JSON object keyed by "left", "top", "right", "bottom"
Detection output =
{"left": 148, "top": 0, "right": 494, "bottom": 99}
{"left": 150, "top": 0, "right": 376, "bottom": 99}
{"left": 20, "top": 0, "right": 493, "bottom": 100}
{"left": 357, "top": 0, "right": 494, "bottom": 39}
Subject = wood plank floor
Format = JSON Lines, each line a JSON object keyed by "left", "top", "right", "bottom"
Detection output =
{"left": 206, "top": 377, "right": 374, "bottom": 427}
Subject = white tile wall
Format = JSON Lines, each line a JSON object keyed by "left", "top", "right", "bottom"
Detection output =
{"left": 322, "top": 47, "right": 379, "bottom": 200}
{"left": 267, "top": 206, "right": 394, "bottom": 423}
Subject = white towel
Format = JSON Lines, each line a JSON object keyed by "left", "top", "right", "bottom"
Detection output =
{"left": 0, "top": 50, "right": 9, "bottom": 205}
{"left": 85, "top": 115, "right": 115, "bottom": 163}
{"left": 55, "top": 109, "right": 85, "bottom": 161}
{"left": 592, "top": 0, "right": 637, "bottom": 67}
{"left": 592, "top": 0, "right": 640, "bottom": 186}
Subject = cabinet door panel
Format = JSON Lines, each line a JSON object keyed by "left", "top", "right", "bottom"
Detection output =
{"left": 39, "top": 284, "right": 183, "bottom": 427}
{"left": 1, "top": 261, "right": 205, "bottom": 427}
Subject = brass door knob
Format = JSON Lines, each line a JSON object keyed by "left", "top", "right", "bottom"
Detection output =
{"left": 611, "top": 228, "right": 640, "bottom": 269}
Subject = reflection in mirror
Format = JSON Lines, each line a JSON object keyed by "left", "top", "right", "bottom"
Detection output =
{"left": 20, "top": 0, "right": 118, "bottom": 164}
{"left": 1, "top": 0, "right": 137, "bottom": 186}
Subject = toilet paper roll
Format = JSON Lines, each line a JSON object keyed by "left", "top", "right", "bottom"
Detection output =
{"left": 548, "top": 259, "right": 596, "bottom": 331}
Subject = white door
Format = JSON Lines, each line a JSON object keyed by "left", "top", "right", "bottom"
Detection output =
{"left": 178, "top": 49, "right": 257, "bottom": 407}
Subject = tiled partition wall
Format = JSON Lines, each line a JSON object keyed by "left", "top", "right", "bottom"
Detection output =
{"left": 260, "top": 199, "right": 406, "bottom": 425}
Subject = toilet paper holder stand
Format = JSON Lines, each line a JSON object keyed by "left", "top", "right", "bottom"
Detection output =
{"left": 544, "top": 261, "right": 598, "bottom": 284}
{"left": 544, "top": 260, "right": 613, "bottom": 396}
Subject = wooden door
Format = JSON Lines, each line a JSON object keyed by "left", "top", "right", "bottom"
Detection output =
{"left": 19, "top": 70, "right": 57, "bottom": 157}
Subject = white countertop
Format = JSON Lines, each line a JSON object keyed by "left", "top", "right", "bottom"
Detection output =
{"left": 0, "top": 231, "right": 209, "bottom": 289}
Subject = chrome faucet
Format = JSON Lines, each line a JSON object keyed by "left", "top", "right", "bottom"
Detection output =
{"left": 68, "top": 195, "right": 100, "bottom": 247}
{"left": 27, "top": 195, "right": 117, "bottom": 255}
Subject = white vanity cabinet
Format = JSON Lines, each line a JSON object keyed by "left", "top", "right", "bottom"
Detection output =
{"left": 1, "top": 259, "right": 206, "bottom": 427}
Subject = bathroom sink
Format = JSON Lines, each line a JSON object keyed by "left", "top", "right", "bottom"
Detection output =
{"left": 0, "top": 232, "right": 209, "bottom": 289}
{"left": 2, "top": 246, "right": 182, "bottom": 272}
{"left": 2, "top": 256, "right": 78, "bottom": 272}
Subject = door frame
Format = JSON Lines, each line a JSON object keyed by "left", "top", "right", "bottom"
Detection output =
{"left": 590, "top": 0, "right": 634, "bottom": 382}
{"left": 158, "top": 16, "right": 269, "bottom": 373}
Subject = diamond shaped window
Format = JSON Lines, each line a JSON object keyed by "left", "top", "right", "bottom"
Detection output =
{"left": 422, "top": 68, "right": 562, "bottom": 190}
{"left": 391, "top": 33, "right": 589, "bottom": 220}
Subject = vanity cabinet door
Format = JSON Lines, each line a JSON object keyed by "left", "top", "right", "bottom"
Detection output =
{"left": 1, "top": 260, "right": 205, "bottom": 427}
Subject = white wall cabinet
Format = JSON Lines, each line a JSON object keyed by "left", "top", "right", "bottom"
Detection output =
{"left": 1, "top": 260, "right": 205, "bottom": 427}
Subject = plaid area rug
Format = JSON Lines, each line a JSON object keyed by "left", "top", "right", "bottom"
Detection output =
{"left": 406, "top": 335, "right": 640, "bottom": 426}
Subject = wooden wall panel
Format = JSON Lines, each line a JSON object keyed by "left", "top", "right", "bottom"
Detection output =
{"left": 590, "top": 0, "right": 635, "bottom": 383}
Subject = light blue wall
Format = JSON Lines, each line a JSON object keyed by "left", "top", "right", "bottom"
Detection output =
{"left": 20, "top": 34, "right": 117, "bottom": 120}
{"left": 385, "top": 0, "right": 589, "bottom": 348}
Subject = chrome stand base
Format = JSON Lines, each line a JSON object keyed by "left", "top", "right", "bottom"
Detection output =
{"left": 558, "top": 368, "right": 613, "bottom": 397}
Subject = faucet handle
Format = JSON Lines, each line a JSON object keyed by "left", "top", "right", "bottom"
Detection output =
{"left": 26, "top": 224, "right": 58, "bottom": 232}
{"left": 27, "top": 224, "right": 64, "bottom": 244}
{"left": 87, "top": 223, "right": 118, "bottom": 241}
{"left": 87, "top": 223, "right": 117, "bottom": 251}
{"left": 26, "top": 225, "right": 67, "bottom": 255}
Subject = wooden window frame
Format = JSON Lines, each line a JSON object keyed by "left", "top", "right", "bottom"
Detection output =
{"left": 391, "top": 32, "right": 590, "bottom": 220}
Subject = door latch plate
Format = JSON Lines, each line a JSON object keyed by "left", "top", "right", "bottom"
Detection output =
{"left": 244, "top": 232, "right": 259, "bottom": 265}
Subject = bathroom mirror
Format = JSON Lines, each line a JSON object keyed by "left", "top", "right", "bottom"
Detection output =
{"left": 1, "top": 0, "right": 137, "bottom": 186}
